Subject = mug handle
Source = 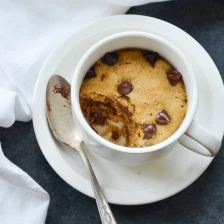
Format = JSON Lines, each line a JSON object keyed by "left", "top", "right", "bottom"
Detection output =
{"left": 178, "top": 120, "right": 221, "bottom": 157}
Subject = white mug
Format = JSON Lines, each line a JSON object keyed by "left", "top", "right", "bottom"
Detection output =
{"left": 71, "top": 31, "right": 221, "bottom": 166}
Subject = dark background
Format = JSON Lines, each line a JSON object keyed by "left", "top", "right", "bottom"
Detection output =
{"left": 0, "top": 0, "right": 224, "bottom": 223}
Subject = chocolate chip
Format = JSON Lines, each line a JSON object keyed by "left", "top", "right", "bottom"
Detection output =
{"left": 117, "top": 80, "right": 133, "bottom": 96}
{"left": 142, "top": 50, "right": 154, "bottom": 56}
{"left": 101, "top": 51, "right": 119, "bottom": 66}
{"left": 143, "top": 124, "right": 157, "bottom": 139}
{"left": 111, "top": 130, "right": 119, "bottom": 140}
{"left": 142, "top": 50, "right": 159, "bottom": 67}
{"left": 84, "top": 66, "right": 96, "bottom": 79}
{"left": 166, "top": 69, "right": 182, "bottom": 86}
{"left": 156, "top": 110, "right": 171, "bottom": 125}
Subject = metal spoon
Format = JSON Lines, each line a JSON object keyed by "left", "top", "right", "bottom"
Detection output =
{"left": 46, "top": 75, "right": 116, "bottom": 224}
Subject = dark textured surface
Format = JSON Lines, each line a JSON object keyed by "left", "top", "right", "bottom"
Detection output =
{"left": 0, "top": 0, "right": 224, "bottom": 223}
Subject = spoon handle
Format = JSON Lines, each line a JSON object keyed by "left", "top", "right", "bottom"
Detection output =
{"left": 75, "top": 144, "right": 117, "bottom": 224}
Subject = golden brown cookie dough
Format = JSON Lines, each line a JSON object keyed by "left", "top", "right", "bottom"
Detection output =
{"left": 80, "top": 49, "right": 187, "bottom": 148}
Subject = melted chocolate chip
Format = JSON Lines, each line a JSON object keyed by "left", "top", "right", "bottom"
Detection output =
{"left": 84, "top": 66, "right": 96, "bottom": 79}
{"left": 117, "top": 102, "right": 133, "bottom": 119}
{"left": 142, "top": 50, "right": 159, "bottom": 67}
{"left": 143, "top": 124, "right": 157, "bottom": 139}
{"left": 111, "top": 130, "right": 119, "bottom": 140}
{"left": 91, "top": 112, "right": 106, "bottom": 126}
{"left": 156, "top": 110, "right": 171, "bottom": 125}
{"left": 101, "top": 51, "right": 119, "bottom": 66}
{"left": 166, "top": 69, "right": 182, "bottom": 86}
{"left": 117, "top": 80, "right": 133, "bottom": 95}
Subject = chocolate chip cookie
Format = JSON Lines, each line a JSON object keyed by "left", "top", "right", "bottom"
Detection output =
{"left": 79, "top": 48, "right": 187, "bottom": 147}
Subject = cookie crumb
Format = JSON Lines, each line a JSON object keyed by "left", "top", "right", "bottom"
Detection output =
{"left": 53, "top": 85, "right": 70, "bottom": 99}
{"left": 47, "top": 100, "right": 51, "bottom": 111}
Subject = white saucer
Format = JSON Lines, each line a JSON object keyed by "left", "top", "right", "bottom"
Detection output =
{"left": 33, "top": 15, "right": 224, "bottom": 205}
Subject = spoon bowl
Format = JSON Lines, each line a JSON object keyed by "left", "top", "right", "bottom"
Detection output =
{"left": 46, "top": 75, "right": 116, "bottom": 224}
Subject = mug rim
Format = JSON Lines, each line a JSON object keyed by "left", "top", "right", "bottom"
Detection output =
{"left": 71, "top": 31, "right": 198, "bottom": 154}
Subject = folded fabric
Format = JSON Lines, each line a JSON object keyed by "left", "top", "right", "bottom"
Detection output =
{"left": 0, "top": 144, "right": 50, "bottom": 224}
{"left": 0, "top": 0, "right": 165, "bottom": 128}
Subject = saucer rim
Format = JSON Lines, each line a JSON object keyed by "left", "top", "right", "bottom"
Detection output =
{"left": 33, "top": 15, "right": 223, "bottom": 205}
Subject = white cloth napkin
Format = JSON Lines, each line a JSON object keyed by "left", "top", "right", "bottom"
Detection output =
{"left": 0, "top": 0, "right": 166, "bottom": 223}
{"left": 0, "top": 144, "right": 50, "bottom": 224}
{"left": 0, "top": 0, "right": 166, "bottom": 128}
